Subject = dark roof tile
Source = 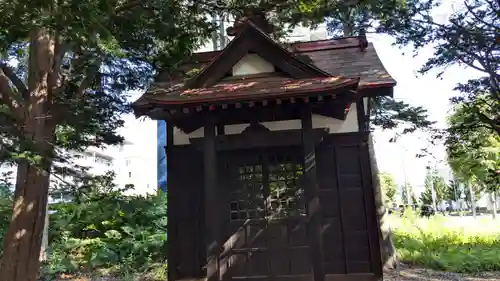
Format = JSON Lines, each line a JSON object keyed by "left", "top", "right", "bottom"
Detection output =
{"left": 142, "top": 76, "right": 359, "bottom": 105}
{"left": 306, "top": 43, "right": 395, "bottom": 87}
{"left": 156, "top": 42, "right": 395, "bottom": 89}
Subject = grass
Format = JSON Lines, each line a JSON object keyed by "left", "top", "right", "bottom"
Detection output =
{"left": 390, "top": 211, "right": 500, "bottom": 273}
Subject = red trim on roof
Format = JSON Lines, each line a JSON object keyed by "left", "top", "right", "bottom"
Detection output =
{"left": 187, "top": 36, "right": 366, "bottom": 64}
{"left": 358, "top": 82, "right": 396, "bottom": 89}
{"left": 293, "top": 37, "right": 362, "bottom": 52}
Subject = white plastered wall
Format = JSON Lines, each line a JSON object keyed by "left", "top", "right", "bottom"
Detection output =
{"left": 173, "top": 102, "right": 362, "bottom": 145}
{"left": 171, "top": 54, "right": 371, "bottom": 145}
{"left": 232, "top": 54, "right": 275, "bottom": 76}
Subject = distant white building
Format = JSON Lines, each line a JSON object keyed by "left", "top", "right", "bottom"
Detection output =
{"left": 0, "top": 115, "right": 157, "bottom": 200}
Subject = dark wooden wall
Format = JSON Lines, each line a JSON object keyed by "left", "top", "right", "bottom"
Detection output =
{"left": 167, "top": 132, "right": 381, "bottom": 280}
{"left": 316, "top": 133, "right": 381, "bottom": 277}
{"left": 167, "top": 145, "right": 204, "bottom": 280}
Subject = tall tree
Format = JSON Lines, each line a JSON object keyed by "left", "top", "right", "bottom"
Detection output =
{"left": 381, "top": 0, "right": 500, "bottom": 136}
{"left": 401, "top": 182, "right": 417, "bottom": 205}
{"left": 422, "top": 167, "right": 447, "bottom": 209}
{"left": 443, "top": 180, "right": 461, "bottom": 211}
{"left": 420, "top": 177, "right": 433, "bottom": 206}
{"left": 0, "top": 1, "right": 212, "bottom": 280}
{"left": 324, "top": 0, "right": 436, "bottom": 136}
{"left": 379, "top": 172, "right": 398, "bottom": 206}
{"left": 447, "top": 102, "right": 500, "bottom": 219}
{"left": 433, "top": 172, "right": 447, "bottom": 204}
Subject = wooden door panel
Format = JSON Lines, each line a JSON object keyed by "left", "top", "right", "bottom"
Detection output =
{"left": 219, "top": 148, "right": 310, "bottom": 280}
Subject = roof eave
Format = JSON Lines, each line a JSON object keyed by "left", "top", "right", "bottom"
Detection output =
{"left": 142, "top": 78, "right": 360, "bottom": 107}
{"left": 359, "top": 82, "right": 396, "bottom": 98}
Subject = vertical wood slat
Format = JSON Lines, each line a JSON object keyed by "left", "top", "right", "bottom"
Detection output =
{"left": 204, "top": 113, "right": 220, "bottom": 281}
{"left": 168, "top": 145, "right": 205, "bottom": 279}
{"left": 300, "top": 104, "right": 325, "bottom": 281}
{"left": 359, "top": 138, "right": 383, "bottom": 278}
{"left": 332, "top": 146, "right": 349, "bottom": 274}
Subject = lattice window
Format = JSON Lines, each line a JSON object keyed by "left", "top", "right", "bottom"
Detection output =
{"left": 267, "top": 159, "right": 305, "bottom": 219}
{"left": 229, "top": 152, "right": 306, "bottom": 221}
{"left": 229, "top": 164, "right": 265, "bottom": 221}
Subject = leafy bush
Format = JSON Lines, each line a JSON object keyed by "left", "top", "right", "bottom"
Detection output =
{"left": 45, "top": 188, "right": 168, "bottom": 278}
{"left": 392, "top": 213, "right": 500, "bottom": 273}
{"left": 0, "top": 170, "right": 168, "bottom": 280}
{"left": 0, "top": 171, "right": 14, "bottom": 254}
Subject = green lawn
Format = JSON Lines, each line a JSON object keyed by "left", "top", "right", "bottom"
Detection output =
{"left": 390, "top": 212, "right": 500, "bottom": 273}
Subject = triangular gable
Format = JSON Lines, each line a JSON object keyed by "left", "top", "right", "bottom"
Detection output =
{"left": 184, "top": 22, "right": 331, "bottom": 89}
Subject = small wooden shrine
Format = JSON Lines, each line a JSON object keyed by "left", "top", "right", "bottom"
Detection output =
{"left": 133, "top": 10, "right": 396, "bottom": 281}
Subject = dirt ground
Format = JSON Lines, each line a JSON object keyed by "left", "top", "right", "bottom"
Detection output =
{"left": 384, "top": 264, "right": 499, "bottom": 281}
{"left": 52, "top": 265, "right": 500, "bottom": 281}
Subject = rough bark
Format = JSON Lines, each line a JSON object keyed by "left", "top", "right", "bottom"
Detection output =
{"left": 40, "top": 202, "right": 50, "bottom": 262}
{"left": 367, "top": 135, "right": 398, "bottom": 270}
{"left": 0, "top": 28, "right": 56, "bottom": 281}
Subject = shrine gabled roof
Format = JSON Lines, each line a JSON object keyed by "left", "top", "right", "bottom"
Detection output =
{"left": 132, "top": 21, "right": 396, "bottom": 117}
{"left": 158, "top": 36, "right": 396, "bottom": 90}
{"left": 183, "top": 21, "right": 332, "bottom": 89}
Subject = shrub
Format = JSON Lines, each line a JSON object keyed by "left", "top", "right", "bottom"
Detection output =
{"left": 0, "top": 173, "right": 14, "bottom": 256}
{"left": 0, "top": 172, "right": 169, "bottom": 280}
{"left": 45, "top": 190, "right": 168, "bottom": 278}
{"left": 392, "top": 214, "right": 500, "bottom": 273}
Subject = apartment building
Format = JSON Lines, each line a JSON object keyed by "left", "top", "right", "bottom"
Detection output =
{"left": 0, "top": 115, "right": 157, "bottom": 201}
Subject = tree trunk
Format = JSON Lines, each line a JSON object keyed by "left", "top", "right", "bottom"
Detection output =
{"left": 469, "top": 183, "right": 477, "bottom": 218}
{"left": 40, "top": 202, "right": 50, "bottom": 262}
{"left": 0, "top": 162, "right": 52, "bottom": 281}
{"left": 490, "top": 191, "right": 497, "bottom": 219}
{"left": 367, "top": 136, "right": 398, "bottom": 270}
{"left": 0, "top": 28, "right": 56, "bottom": 281}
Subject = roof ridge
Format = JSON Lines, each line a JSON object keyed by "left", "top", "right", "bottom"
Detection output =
{"left": 188, "top": 36, "right": 366, "bottom": 64}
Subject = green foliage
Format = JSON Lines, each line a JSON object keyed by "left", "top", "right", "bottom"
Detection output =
{"left": 447, "top": 103, "right": 500, "bottom": 194}
{"left": 392, "top": 215, "right": 500, "bottom": 273}
{"left": 0, "top": 172, "right": 168, "bottom": 279}
{"left": 381, "top": 0, "right": 499, "bottom": 136}
{"left": 322, "top": 0, "right": 436, "bottom": 136}
{"left": 420, "top": 185, "right": 432, "bottom": 206}
{"left": 379, "top": 171, "right": 398, "bottom": 205}
{"left": 370, "top": 97, "right": 434, "bottom": 137}
{"left": 0, "top": 4, "right": 210, "bottom": 275}
{"left": 196, "top": 1, "right": 436, "bottom": 136}
{"left": 443, "top": 180, "right": 461, "bottom": 202}
{"left": 0, "top": 0, "right": 214, "bottom": 178}
{"left": 401, "top": 182, "right": 417, "bottom": 205}
{"left": 44, "top": 190, "right": 168, "bottom": 278}
{"left": 0, "top": 170, "right": 14, "bottom": 252}
{"left": 421, "top": 172, "right": 433, "bottom": 205}
{"left": 420, "top": 168, "right": 448, "bottom": 206}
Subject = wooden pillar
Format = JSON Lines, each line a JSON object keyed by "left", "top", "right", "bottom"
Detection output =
{"left": 356, "top": 98, "right": 368, "bottom": 132}
{"left": 204, "top": 113, "right": 219, "bottom": 281}
{"left": 165, "top": 122, "right": 177, "bottom": 281}
{"left": 301, "top": 104, "right": 325, "bottom": 281}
